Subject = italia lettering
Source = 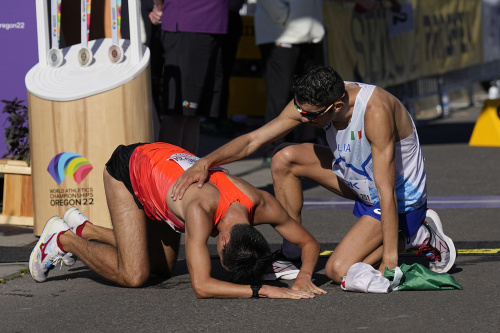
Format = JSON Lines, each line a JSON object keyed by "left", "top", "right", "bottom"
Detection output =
{"left": 337, "top": 143, "right": 351, "bottom": 152}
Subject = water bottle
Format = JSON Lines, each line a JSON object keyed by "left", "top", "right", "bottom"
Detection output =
{"left": 488, "top": 85, "right": 499, "bottom": 99}
{"left": 441, "top": 93, "right": 450, "bottom": 118}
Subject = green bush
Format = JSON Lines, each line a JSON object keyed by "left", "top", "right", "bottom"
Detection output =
{"left": 1, "top": 98, "right": 30, "bottom": 164}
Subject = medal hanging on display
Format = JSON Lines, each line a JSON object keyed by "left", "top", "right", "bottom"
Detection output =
{"left": 78, "top": 0, "right": 93, "bottom": 66}
{"left": 109, "top": 0, "right": 124, "bottom": 63}
{"left": 48, "top": 0, "right": 63, "bottom": 67}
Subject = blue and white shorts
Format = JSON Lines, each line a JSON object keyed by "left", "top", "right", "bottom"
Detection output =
{"left": 353, "top": 200, "right": 428, "bottom": 238}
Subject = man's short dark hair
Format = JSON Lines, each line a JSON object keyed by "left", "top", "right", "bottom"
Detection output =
{"left": 291, "top": 66, "right": 346, "bottom": 108}
{"left": 221, "top": 224, "right": 272, "bottom": 284}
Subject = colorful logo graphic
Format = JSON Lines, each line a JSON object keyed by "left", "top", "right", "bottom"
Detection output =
{"left": 47, "top": 152, "right": 93, "bottom": 185}
{"left": 182, "top": 101, "right": 198, "bottom": 109}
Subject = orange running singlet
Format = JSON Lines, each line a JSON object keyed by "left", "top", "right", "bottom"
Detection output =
{"left": 129, "top": 142, "right": 254, "bottom": 236}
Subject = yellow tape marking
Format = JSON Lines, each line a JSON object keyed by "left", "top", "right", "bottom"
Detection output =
{"left": 320, "top": 249, "right": 500, "bottom": 256}
{"left": 457, "top": 249, "right": 500, "bottom": 254}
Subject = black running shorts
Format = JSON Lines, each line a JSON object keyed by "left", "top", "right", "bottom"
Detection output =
{"left": 105, "top": 143, "right": 147, "bottom": 209}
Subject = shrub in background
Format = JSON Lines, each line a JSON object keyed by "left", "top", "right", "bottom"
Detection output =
{"left": 1, "top": 98, "right": 30, "bottom": 164}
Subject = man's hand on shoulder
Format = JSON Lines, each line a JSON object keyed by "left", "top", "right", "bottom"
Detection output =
{"left": 171, "top": 159, "right": 210, "bottom": 201}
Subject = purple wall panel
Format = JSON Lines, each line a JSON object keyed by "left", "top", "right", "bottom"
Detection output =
{"left": 0, "top": 0, "right": 39, "bottom": 157}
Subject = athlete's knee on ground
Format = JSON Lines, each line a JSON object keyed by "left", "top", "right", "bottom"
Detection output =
{"left": 325, "top": 257, "right": 350, "bottom": 284}
{"left": 120, "top": 266, "right": 150, "bottom": 288}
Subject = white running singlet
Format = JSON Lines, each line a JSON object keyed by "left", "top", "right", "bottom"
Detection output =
{"left": 323, "top": 82, "right": 427, "bottom": 213}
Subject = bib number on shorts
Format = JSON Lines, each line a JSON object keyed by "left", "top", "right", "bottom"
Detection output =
{"left": 341, "top": 178, "right": 373, "bottom": 205}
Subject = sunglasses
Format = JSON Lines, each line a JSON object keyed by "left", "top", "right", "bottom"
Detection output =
{"left": 294, "top": 93, "right": 345, "bottom": 119}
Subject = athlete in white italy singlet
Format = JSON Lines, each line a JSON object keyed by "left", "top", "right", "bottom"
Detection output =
{"left": 323, "top": 82, "right": 427, "bottom": 213}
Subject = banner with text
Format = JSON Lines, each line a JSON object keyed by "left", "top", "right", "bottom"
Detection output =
{"left": 323, "top": 0, "right": 486, "bottom": 87}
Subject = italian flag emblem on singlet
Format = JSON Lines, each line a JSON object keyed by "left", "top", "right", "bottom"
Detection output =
{"left": 351, "top": 130, "right": 362, "bottom": 140}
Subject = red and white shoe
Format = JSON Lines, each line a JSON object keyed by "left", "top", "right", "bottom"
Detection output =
{"left": 63, "top": 206, "right": 90, "bottom": 234}
{"left": 62, "top": 207, "right": 91, "bottom": 264}
{"left": 416, "top": 209, "right": 456, "bottom": 273}
{"left": 29, "top": 216, "right": 70, "bottom": 282}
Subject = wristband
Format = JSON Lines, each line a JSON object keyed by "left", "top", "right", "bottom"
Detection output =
{"left": 251, "top": 284, "right": 261, "bottom": 298}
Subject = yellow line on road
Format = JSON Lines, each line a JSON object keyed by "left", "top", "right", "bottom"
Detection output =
{"left": 320, "top": 249, "right": 500, "bottom": 256}
{"left": 457, "top": 248, "right": 500, "bottom": 254}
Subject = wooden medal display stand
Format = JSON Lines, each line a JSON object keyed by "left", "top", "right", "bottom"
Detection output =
{"left": 26, "top": 1, "right": 152, "bottom": 235}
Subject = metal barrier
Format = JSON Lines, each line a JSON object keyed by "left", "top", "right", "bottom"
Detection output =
{"left": 386, "top": 60, "right": 500, "bottom": 119}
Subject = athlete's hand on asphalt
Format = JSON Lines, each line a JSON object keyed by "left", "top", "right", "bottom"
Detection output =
{"left": 291, "top": 276, "right": 327, "bottom": 295}
{"left": 171, "top": 161, "right": 209, "bottom": 201}
{"left": 263, "top": 286, "right": 316, "bottom": 299}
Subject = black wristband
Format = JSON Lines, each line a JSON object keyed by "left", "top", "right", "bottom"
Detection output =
{"left": 250, "top": 284, "right": 261, "bottom": 298}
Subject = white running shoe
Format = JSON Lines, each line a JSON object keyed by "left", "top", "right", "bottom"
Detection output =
{"left": 262, "top": 260, "right": 300, "bottom": 280}
{"left": 261, "top": 250, "right": 300, "bottom": 280}
{"left": 29, "top": 216, "right": 70, "bottom": 282}
{"left": 63, "top": 206, "right": 89, "bottom": 233}
{"left": 416, "top": 209, "right": 457, "bottom": 273}
{"left": 62, "top": 207, "right": 90, "bottom": 265}
{"left": 62, "top": 252, "right": 76, "bottom": 266}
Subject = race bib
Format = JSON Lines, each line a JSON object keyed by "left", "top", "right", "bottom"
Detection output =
{"left": 168, "top": 153, "right": 199, "bottom": 171}
{"left": 341, "top": 179, "right": 373, "bottom": 205}
{"left": 168, "top": 153, "right": 227, "bottom": 172}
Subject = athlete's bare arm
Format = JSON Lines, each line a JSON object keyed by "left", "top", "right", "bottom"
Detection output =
{"left": 251, "top": 189, "right": 326, "bottom": 295}
{"left": 182, "top": 199, "right": 315, "bottom": 299}
{"left": 170, "top": 100, "right": 302, "bottom": 201}
{"left": 364, "top": 89, "right": 400, "bottom": 272}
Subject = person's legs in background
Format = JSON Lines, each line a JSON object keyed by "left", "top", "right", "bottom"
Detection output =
{"left": 260, "top": 42, "right": 326, "bottom": 162}
{"left": 259, "top": 43, "right": 299, "bottom": 162}
{"left": 159, "top": 115, "right": 201, "bottom": 154}
{"left": 160, "top": 31, "right": 223, "bottom": 155}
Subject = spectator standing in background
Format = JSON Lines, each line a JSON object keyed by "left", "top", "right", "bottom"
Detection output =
{"left": 254, "top": 0, "right": 326, "bottom": 163}
{"left": 201, "top": 0, "right": 245, "bottom": 137}
{"left": 149, "top": 0, "right": 229, "bottom": 155}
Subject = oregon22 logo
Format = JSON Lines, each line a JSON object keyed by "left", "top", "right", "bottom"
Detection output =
{"left": 47, "top": 152, "right": 93, "bottom": 185}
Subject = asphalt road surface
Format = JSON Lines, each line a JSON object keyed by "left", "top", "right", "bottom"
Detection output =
{"left": 1, "top": 105, "right": 499, "bottom": 332}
